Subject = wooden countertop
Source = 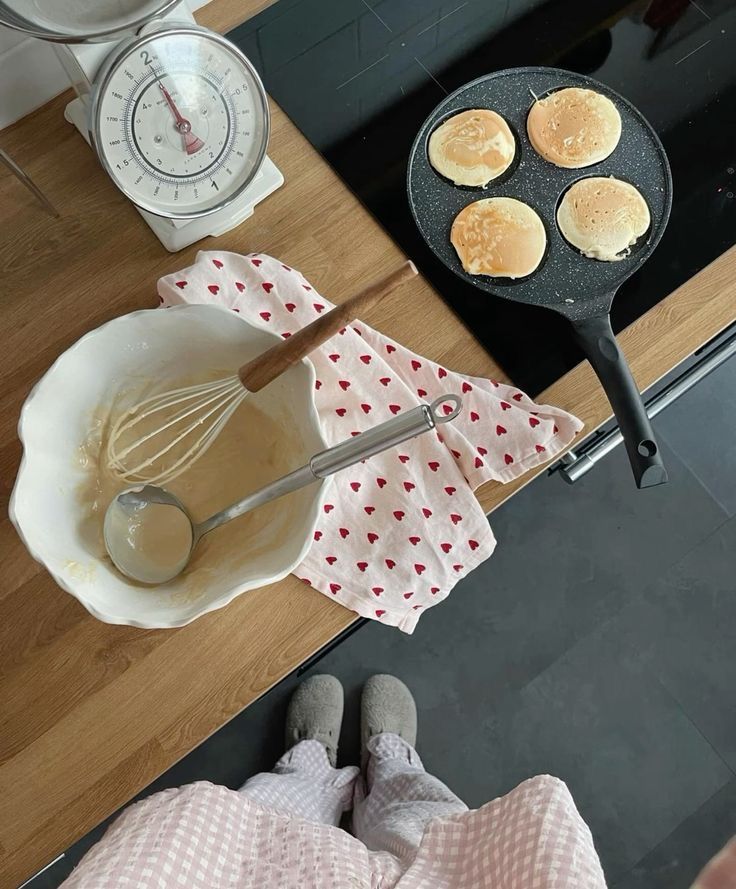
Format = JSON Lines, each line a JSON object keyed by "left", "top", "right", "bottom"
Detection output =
{"left": 1, "top": 2, "right": 735, "bottom": 885}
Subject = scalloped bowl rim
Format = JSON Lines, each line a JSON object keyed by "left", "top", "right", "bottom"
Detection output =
{"left": 9, "top": 304, "right": 329, "bottom": 628}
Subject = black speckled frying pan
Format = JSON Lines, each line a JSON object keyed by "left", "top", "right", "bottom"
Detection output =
{"left": 407, "top": 67, "right": 673, "bottom": 489}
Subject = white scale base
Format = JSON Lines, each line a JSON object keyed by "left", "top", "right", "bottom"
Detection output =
{"left": 64, "top": 96, "right": 284, "bottom": 252}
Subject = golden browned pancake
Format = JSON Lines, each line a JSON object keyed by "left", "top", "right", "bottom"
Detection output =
{"left": 527, "top": 87, "right": 621, "bottom": 168}
{"left": 557, "top": 176, "right": 650, "bottom": 261}
{"left": 451, "top": 197, "right": 546, "bottom": 278}
{"left": 428, "top": 109, "right": 516, "bottom": 187}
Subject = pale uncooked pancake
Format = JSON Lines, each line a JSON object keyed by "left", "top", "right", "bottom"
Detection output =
{"left": 557, "top": 176, "right": 650, "bottom": 261}
{"left": 527, "top": 87, "right": 621, "bottom": 168}
{"left": 428, "top": 109, "right": 516, "bottom": 187}
{"left": 451, "top": 197, "right": 546, "bottom": 278}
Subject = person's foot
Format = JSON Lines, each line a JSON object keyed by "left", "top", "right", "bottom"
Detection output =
{"left": 285, "top": 675, "right": 343, "bottom": 767}
{"left": 361, "top": 674, "right": 417, "bottom": 757}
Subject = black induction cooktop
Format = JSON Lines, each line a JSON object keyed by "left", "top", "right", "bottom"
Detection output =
{"left": 230, "top": 0, "right": 736, "bottom": 395}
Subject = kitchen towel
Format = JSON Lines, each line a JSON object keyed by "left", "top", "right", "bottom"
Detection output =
{"left": 159, "top": 252, "right": 583, "bottom": 633}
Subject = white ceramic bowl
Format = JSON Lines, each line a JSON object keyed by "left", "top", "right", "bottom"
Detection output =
{"left": 10, "top": 305, "right": 329, "bottom": 628}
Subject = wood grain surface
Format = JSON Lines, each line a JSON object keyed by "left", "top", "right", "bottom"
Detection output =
{"left": 0, "top": 1, "right": 734, "bottom": 884}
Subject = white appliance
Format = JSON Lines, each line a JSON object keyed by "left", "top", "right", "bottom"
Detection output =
{"left": 0, "top": 0, "right": 283, "bottom": 251}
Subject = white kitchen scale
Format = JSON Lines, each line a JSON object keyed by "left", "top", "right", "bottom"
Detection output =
{"left": 0, "top": 0, "right": 283, "bottom": 251}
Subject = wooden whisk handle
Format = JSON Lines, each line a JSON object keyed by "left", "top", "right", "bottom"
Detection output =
{"left": 238, "top": 261, "right": 418, "bottom": 392}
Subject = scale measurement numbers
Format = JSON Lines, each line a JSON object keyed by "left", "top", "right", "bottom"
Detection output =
{"left": 94, "top": 29, "right": 267, "bottom": 218}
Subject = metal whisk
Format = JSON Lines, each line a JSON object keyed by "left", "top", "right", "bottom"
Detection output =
{"left": 106, "top": 262, "right": 417, "bottom": 486}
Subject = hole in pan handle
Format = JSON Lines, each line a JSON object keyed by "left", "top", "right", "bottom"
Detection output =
{"left": 570, "top": 313, "right": 667, "bottom": 489}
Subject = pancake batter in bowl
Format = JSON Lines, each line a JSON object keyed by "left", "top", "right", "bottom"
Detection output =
{"left": 76, "top": 371, "right": 300, "bottom": 598}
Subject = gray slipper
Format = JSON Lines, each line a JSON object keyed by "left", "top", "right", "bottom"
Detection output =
{"left": 361, "top": 674, "right": 417, "bottom": 757}
{"left": 285, "top": 674, "right": 343, "bottom": 766}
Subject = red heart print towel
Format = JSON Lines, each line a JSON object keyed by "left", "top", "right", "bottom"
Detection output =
{"left": 159, "top": 252, "right": 584, "bottom": 633}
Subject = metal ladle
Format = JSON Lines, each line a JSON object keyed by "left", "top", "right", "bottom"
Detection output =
{"left": 104, "top": 395, "right": 462, "bottom": 584}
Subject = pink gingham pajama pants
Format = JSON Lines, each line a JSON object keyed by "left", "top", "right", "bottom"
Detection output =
{"left": 62, "top": 742, "right": 608, "bottom": 888}
{"left": 239, "top": 733, "right": 466, "bottom": 861}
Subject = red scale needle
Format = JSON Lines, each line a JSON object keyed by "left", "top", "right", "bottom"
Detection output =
{"left": 158, "top": 81, "right": 205, "bottom": 155}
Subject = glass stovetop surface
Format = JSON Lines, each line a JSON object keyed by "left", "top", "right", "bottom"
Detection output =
{"left": 230, "top": 0, "right": 736, "bottom": 393}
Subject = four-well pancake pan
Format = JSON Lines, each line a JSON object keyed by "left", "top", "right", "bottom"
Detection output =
{"left": 408, "top": 67, "right": 673, "bottom": 488}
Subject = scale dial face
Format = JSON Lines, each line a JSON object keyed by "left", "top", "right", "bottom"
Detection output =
{"left": 92, "top": 27, "right": 269, "bottom": 218}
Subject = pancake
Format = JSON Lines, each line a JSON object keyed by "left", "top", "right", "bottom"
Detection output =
{"left": 527, "top": 87, "right": 621, "bottom": 168}
{"left": 557, "top": 176, "right": 650, "bottom": 261}
{"left": 451, "top": 197, "right": 546, "bottom": 278}
{"left": 428, "top": 109, "right": 516, "bottom": 187}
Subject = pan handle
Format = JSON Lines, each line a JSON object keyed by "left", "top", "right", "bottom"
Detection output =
{"left": 570, "top": 314, "right": 667, "bottom": 489}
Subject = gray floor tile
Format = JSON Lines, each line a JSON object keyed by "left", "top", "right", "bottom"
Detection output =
{"left": 656, "top": 354, "right": 736, "bottom": 516}
{"left": 613, "top": 779, "right": 736, "bottom": 889}
{"left": 479, "top": 620, "right": 732, "bottom": 882}
{"left": 489, "top": 438, "right": 727, "bottom": 597}
{"left": 617, "top": 516, "right": 736, "bottom": 772}
{"left": 298, "top": 439, "right": 730, "bottom": 770}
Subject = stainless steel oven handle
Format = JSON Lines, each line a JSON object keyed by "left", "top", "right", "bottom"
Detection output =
{"left": 558, "top": 330, "right": 736, "bottom": 484}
